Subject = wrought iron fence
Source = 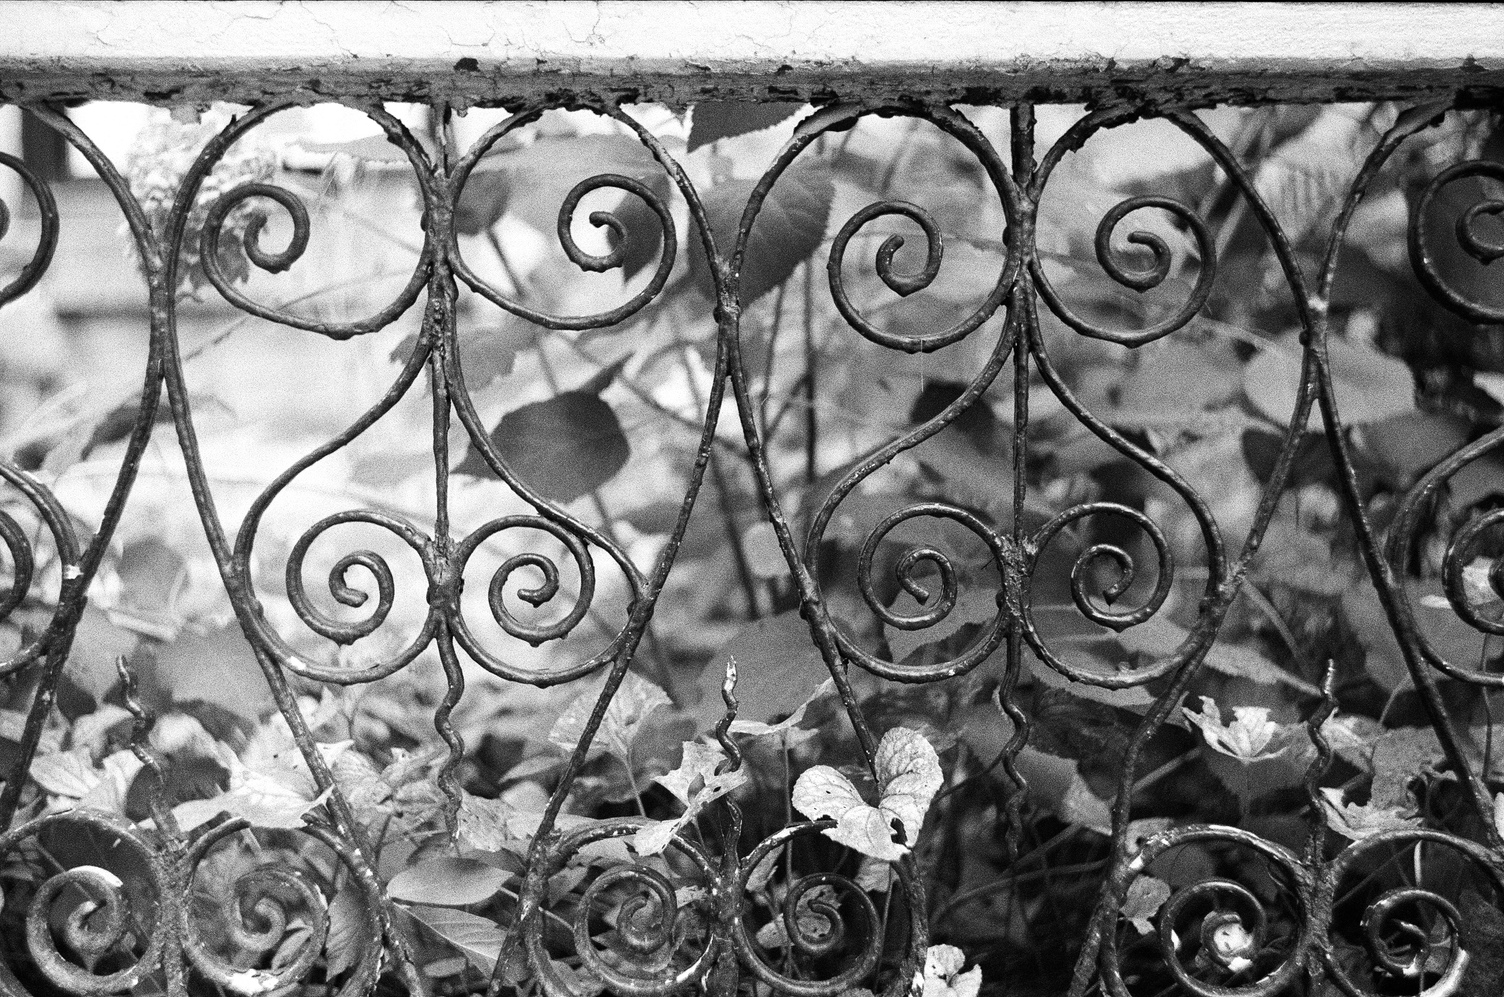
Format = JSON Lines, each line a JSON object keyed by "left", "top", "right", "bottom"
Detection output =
{"left": 2, "top": 18, "right": 1504, "bottom": 997}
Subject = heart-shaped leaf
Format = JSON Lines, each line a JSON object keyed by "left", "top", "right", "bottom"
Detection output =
{"left": 456, "top": 390, "right": 631, "bottom": 503}
{"left": 791, "top": 727, "right": 941, "bottom": 861}
{"left": 690, "top": 158, "right": 833, "bottom": 304}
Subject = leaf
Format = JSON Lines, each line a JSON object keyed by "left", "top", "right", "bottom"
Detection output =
{"left": 1182, "top": 698, "right": 1310, "bottom": 805}
{"left": 294, "top": 133, "right": 434, "bottom": 164}
{"left": 1343, "top": 582, "right": 1491, "bottom": 694}
{"left": 693, "top": 612, "right": 830, "bottom": 734}
{"left": 634, "top": 741, "right": 749, "bottom": 856}
{"left": 922, "top": 944, "right": 982, "bottom": 997}
{"left": 1319, "top": 787, "right": 1421, "bottom": 841}
{"left": 145, "top": 623, "right": 272, "bottom": 726}
{"left": 172, "top": 722, "right": 336, "bottom": 831}
{"left": 1182, "top": 697, "right": 1298, "bottom": 761}
{"left": 403, "top": 905, "right": 505, "bottom": 974}
{"left": 63, "top": 607, "right": 140, "bottom": 704}
{"left": 726, "top": 678, "right": 833, "bottom": 740}
{"left": 1118, "top": 617, "right": 1300, "bottom": 690}
{"left": 387, "top": 857, "right": 514, "bottom": 907}
{"left": 791, "top": 727, "right": 941, "bottom": 861}
{"left": 31, "top": 748, "right": 104, "bottom": 800}
{"left": 548, "top": 671, "right": 671, "bottom": 765}
{"left": 690, "top": 158, "right": 834, "bottom": 304}
{"left": 885, "top": 585, "right": 999, "bottom": 664}
{"left": 1244, "top": 335, "right": 1414, "bottom": 426}
{"left": 455, "top": 391, "right": 630, "bottom": 503}
{"left": 1356, "top": 412, "right": 1471, "bottom": 488}
{"left": 454, "top": 317, "right": 536, "bottom": 388}
{"left": 32, "top": 748, "right": 143, "bottom": 815}
{"left": 1123, "top": 876, "right": 1172, "bottom": 935}
{"left": 1013, "top": 747, "right": 1112, "bottom": 835}
{"left": 1124, "top": 884, "right": 1167, "bottom": 938}
{"left": 325, "top": 883, "right": 370, "bottom": 978}
{"left": 688, "top": 102, "right": 804, "bottom": 152}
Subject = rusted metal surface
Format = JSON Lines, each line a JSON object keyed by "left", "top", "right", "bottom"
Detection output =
{"left": 1, "top": 48, "right": 1504, "bottom": 997}
{"left": 4, "top": 3, "right": 1504, "bottom": 109}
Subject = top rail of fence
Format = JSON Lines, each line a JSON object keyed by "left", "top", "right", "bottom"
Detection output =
{"left": 3, "top": 1, "right": 1504, "bottom": 109}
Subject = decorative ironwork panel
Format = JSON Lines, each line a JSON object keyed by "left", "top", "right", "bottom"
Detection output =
{"left": 0, "top": 85, "right": 1501, "bottom": 997}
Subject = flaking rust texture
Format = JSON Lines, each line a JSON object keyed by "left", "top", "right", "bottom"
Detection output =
{"left": 5, "top": 64, "right": 1504, "bottom": 113}
{"left": 3, "top": 0, "right": 1504, "bottom": 111}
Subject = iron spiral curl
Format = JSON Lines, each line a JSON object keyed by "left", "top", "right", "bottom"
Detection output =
{"left": 278, "top": 509, "right": 438, "bottom": 683}
{"left": 1100, "top": 825, "right": 1314, "bottom": 997}
{"left": 743, "top": 103, "right": 1022, "bottom": 683}
{"left": 0, "top": 464, "right": 82, "bottom": 675}
{"left": 448, "top": 514, "right": 638, "bottom": 686}
{"left": 1022, "top": 502, "right": 1178, "bottom": 687}
{"left": 180, "top": 103, "right": 433, "bottom": 339}
{"left": 1032, "top": 193, "right": 1217, "bottom": 347}
{"left": 1409, "top": 159, "right": 1504, "bottom": 324}
{"left": 0, "top": 152, "right": 59, "bottom": 306}
{"left": 827, "top": 199, "right": 984, "bottom": 353}
{"left": 448, "top": 109, "right": 681, "bottom": 332}
{"left": 1384, "top": 426, "right": 1504, "bottom": 685}
{"left": 521, "top": 818, "right": 720, "bottom": 997}
{"left": 0, "top": 812, "right": 169, "bottom": 995}
{"left": 1321, "top": 829, "right": 1504, "bottom": 997}
{"left": 180, "top": 820, "right": 384, "bottom": 997}
{"left": 843, "top": 502, "right": 1009, "bottom": 682}
{"left": 731, "top": 823, "right": 889, "bottom": 997}
{"left": 0, "top": 508, "right": 35, "bottom": 624}
{"left": 182, "top": 866, "right": 329, "bottom": 995}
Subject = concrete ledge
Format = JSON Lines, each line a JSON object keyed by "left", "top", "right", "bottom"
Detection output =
{"left": 2, "top": 1, "right": 1503, "bottom": 107}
